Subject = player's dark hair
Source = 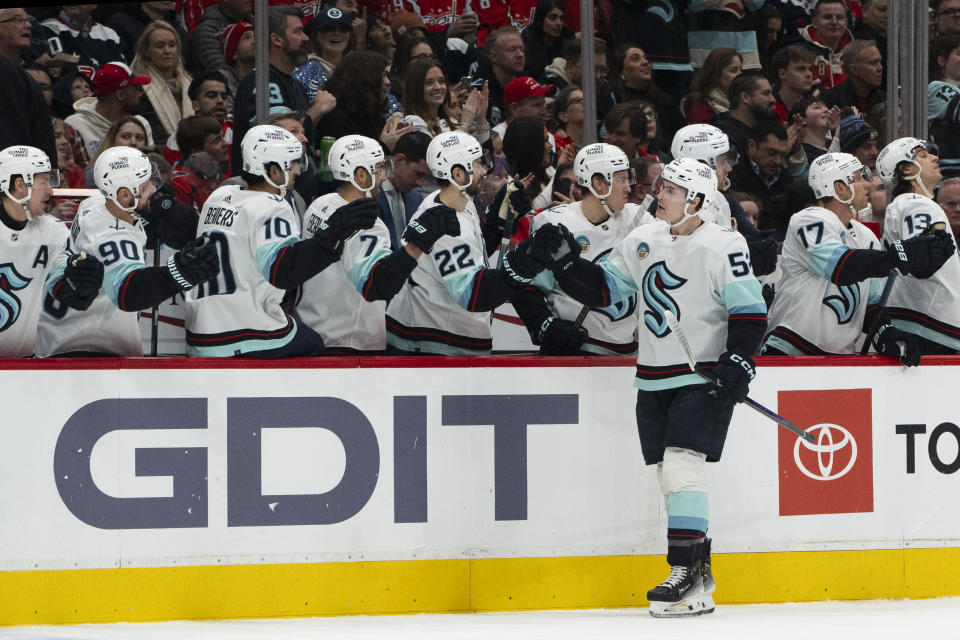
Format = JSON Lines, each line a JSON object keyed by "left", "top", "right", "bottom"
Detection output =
{"left": 187, "top": 71, "right": 229, "bottom": 101}
{"left": 241, "top": 162, "right": 282, "bottom": 188}
{"left": 503, "top": 116, "right": 550, "bottom": 199}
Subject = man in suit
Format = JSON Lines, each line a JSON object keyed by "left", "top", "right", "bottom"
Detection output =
{"left": 378, "top": 131, "right": 431, "bottom": 248}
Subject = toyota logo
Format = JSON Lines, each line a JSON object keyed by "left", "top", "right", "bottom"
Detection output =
{"left": 793, "top": 423, "right": 857, "bottom": 481}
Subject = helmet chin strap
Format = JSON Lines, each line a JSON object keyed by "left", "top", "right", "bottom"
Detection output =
{"left": 669, "top": 200, "right": 702, "bottom": 231}
{"left": 6, "top": 185, "right": 34, "bottom": 221}
{"left": 905, "top": 161, "right": 933, "bottom": 198}
{"left": 834, "top": 186, "right": 858, "bottom": 216}
{"left": 265, "top": 170, "right": 289, "bottom": 199}
{"left": 587, "top": 181, "right": 617, "bottom": 218}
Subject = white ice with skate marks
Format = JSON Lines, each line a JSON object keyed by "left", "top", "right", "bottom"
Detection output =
{"left": 2, "top": 598, "right": 959, "bottom": 639}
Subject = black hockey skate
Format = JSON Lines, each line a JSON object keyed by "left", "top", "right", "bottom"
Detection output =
{"left": 700, "top": 538, "right": 715, "bottom": 614}
{"left": 647, "top": 563, "right": 704, "bottom": 618}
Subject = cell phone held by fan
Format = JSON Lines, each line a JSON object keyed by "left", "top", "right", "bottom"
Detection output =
{"left": 555, "top": 177, "right": 573, "bottom": 199}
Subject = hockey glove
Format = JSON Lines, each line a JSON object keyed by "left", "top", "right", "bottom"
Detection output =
{"left": 167, "top": 237, "right": 220, "bottom": 291}
{"left": 710, "top": 350, "right": 756, "bottom": 404}
{"left": 144, "top": 186, "right": 200, "bottom": 249}
{"left": 550, "top": 223, "right": 583, "bottom": 273}
{"left": 873, "top": 323, "right": 921, "bottom": 367}
{"left": 501, "top": 223, "right": 565, "bottom": 285}
{"left": 887, "top": 227, "right": 956, "bottom": 278}
{"left": 313, "top": 198, "right": 380, "bottom": 250}
{"left": 57, "top": 253, "right": 104, "bottom": 310}
{"left": 747, "top": 236, "right": 778, "bottom": 277}
{"left": 537, "top": 315, "right": 588, "bottom": 355}
{"left": 402, "top": 204, "right": 460, "bottom": 253}
{"left": 483, "top": 181, "right": 531, "bottom": 234}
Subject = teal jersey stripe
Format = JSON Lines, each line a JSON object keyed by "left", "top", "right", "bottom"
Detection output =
{"left": 256, "top": 235, "right": 300, "bottom": 281}
{"left": 350, "top": 246, "right": 392, "bottom": 293}
{"left": 44, "top": 261, "right": 67, "bottom": 297}
{"left": 103, "top": 260, "right": 143, "bottom": 307}
{"left": 599, "top": 258, "right": 637, "bottom": 306}
{"left": 762, "top": 334, "right": 803, "bottom": 355}
{"left": 633, "top": 371, "right": 704, "bottom": 391}
{"left": 721, "top": 279, "right": 766, "bottom": 315}
{"left": 808, "top": 242, "right": 848, "bottom": 280}
{"left": 867, "top": 277, "right": 885, "bottom": 306}
{"left": 448, "top": 263, "right": 485, "bottom": 309}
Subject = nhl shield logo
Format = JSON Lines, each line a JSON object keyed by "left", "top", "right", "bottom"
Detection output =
{"left": 637, "top": 242, "right": 650, "bottom": 259}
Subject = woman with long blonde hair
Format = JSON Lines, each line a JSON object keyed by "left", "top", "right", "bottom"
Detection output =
{"left": 131, "top": 20, "right": 194, "bottom": 148}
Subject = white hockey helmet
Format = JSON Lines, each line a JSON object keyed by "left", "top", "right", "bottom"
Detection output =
{"left": 427, "top": 131, "right": 488, "bottom": 189}
{"left": 574, "top": 143, "right": 633, "bottom": 216}
{"left": 241, "top": 124, "right": 303, "bottom": 196}
{"left": 670, "top": 124, "right": 737, "bottom": 171}
{"left": 808, "top": 152, "right": 868, "bottom": 205}
{"left": 0, "top": 145, "right": 59, "bottom": 220}
{"left": 328, "top": 134, "right": 389, "bottom": 196}
{"left": 876, "top": 137, "right": 937, "bottom": 197}
{"left": 94, "top": 146, "right": 154, "bottom": 213}
{"left": 658, "top": 157, "right": 719, "bottom": 228}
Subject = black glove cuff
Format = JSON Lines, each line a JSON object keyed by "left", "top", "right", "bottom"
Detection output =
{"left": 166, "top": 254, "right": 193, "bottom": 291}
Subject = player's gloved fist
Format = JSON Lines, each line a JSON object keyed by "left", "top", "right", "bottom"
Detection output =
{"left": 710, "top": 350, "right": 756, "bottom": 403}
{"left": 550, "top": 223, "right": 582, "bottom": 273}
{"left": 60, "top": 253, "right": 104, "bottom": 310}
{"left": 537, "top": 315, "right": 588, "bottom": 355}
{"left": 747, "top": 236, "right": 778, "bottom": 277}
{"left": 317, "top": 198, "right": 379, "bottom": 242}
{"left": 887, "top": 227, "right": 956, "bottom": 278}
{"left": 873, "top": 323, "right": 921, "bottom": 367}
{"left": 167, "top": 237, "right": 220, "bottom": 290}
{"left": 145, "top": 187, "right": 200, "bottom": 250}
{"left": 502, "top": 223, "right": 564, "bottom": 285}
{"left": 402, "top": 204, "right": 460, "bottom": 253}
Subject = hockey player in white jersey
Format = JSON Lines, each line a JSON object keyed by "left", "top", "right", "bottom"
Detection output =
{"left": 37, "top": 147, "right": 220, "bottom": 357}
{"left": 298, "top": 135, "right": 460, "bottom": 354}
{"left": 186, "top": 125, "right": 380, "bottom": 357}
{"left": 875, "top": 137, "right": 960, "bottom": 356}
{"left": 520, "top": 143, "right": 648, "bottom": 355}
{"left": 386, "top": 130, "right": 565, "bottom": 355}
{"left": 542, "top": 157, "right": 767, "bottom": 617}
{"left": 0, "top": 145, "right": 95, "bottom": 357}
{"left": 762, "top": 152, "right": 954, "bottom": 362}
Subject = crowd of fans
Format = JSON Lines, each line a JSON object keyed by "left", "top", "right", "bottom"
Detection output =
{"left": 1, "top": 0, "right": 958, "bottom": 358}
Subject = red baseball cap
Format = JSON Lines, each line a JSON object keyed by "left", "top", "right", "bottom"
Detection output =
{"left": 503, "top": 76, "right": 557, "bottom": 108}
{"left": 93, "top": 62, "right": 150, "bottom": 96}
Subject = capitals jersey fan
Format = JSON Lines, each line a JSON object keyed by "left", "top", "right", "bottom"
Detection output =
{"left": 0, "top": 214, "right": 68, "bottom": 356}
{"left": 185, "top": 185, "right": 303, "bottom": 356}
{"left": 882, "top": 194, "right": 960, "bottom": 352}
{"left": 764, "top": 207, "right": 884, "bottom": 355}
{"left": 530, "top": 202, "right": 649, "bottom": 355}
{"left": 386, "top": 192, "right": 491, "bottom": 355}
{"left": 598, "top": 220, "right": 766, "bottom": 390}
{"left": 36, "top": 196, "right": 147, "bottom": 357}
{"left": 388, "top": 0, "right": 509, "bottom": 45}
{"left": 299, "top": 192, "right": 394, "bottom": 353}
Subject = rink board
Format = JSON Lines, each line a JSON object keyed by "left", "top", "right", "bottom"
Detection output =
{"left": 1, "top": 355, "right": 960, "bottom": 625}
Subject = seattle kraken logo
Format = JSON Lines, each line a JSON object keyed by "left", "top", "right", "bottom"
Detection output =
{"left": 594, "top": 248, "right": 637, "bottom": 322}
{"left": 0, "top": 263, "right": 32, "bottom": 332}
{"left": 642, "top": 261, "right": 687, "bottom": 336}
{"left": 823, "top": 283, "right": 860, "bottom": 325}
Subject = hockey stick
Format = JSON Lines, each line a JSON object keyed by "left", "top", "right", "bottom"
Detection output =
{"left": 859, "top": 269, "right": 898, "bottom": 356}
{"left": 663, "top": 310, "right": 815, "bottom": 443}
{"left": 150, "top": 234, "right": 160, "bottom": 357}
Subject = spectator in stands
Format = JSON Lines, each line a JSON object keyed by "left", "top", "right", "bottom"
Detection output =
{"left": 105, "top": 2, "right": 189, "bottom": 62}
{"left": 609, "top": 0, "right": 692, "bottom": 99}
{"left": 378, "top": 130, "right": 431, "bottom": 249}
{"left": 935, "top": 0, "right": 960, "bottom": 38}
{"left": 791, "top": 95, "right": 832, "bottom": 164}
{"left": 854, "top": 0, "right": 887, "bottom": 78}
{"left": 232, "top": 6, "right": 337, "bottom": 172}
{"left": 388, "top": 36, "right": 434, "bottom": 102}
{"left": 24, "top": 63, "right": 54, "bottom": 107}
{"left": 52, "top": 117, "right": 86, "bottom": 193}
{"left": 482, "top": 26, "right": 525, "bottom": 126}
{"left": 366, "top": 14, "right": 395, "bottom": 63}
{"left": 821, "top": 40, "right": 885, "bottom": 112}
{"left": 634, "top": 98, "right": 668, "bottom": 159}
{"left": 793, "top": 0, "right": 853, "bottom": 90}
{"left": 552, "top": 86, "right": 585, "bottom": 153}
{"left": 935, "top": 177, "right": 960, "bottom": 242}
{"left": 754, "top": 3, "right": 783, "bottom": 71}
{"left": 503, "top": 116, "right": 554, "bottom": 209}
{"left": 713, "top": 70, "right": 776, "bottom": 161}
{"left": 607, "top": 44, "right": 686, "bottom": 143}
{"left": 132, "top": 21, "right": 195, "bottom": 149}
{"left": 264, "top": 110, "right": 315, "bottom": 211}
{"left": 66, "top": 62, "right": 153, "bottom": 161}
{"left": 770, "top": 45, "right": 816, "bottom": 124}
{"left": 686, "top": 0, "right": 766, "bottom": 70}
{"left": 929, "top": 35, "right": 960, "bottom": 179}
{"left": 191, "top": 0, "right": 253, "bottom": 73}
{"left": 683, "top": 47, "right": 742, "bottom": 125}
{"left": 165, "top": 70, "right": 231, "bottom": 167}
{"left": 389, "top": 9, "right": 428, "bottom": 44}
{"left": 171, "top": 115, "right": 226, "bottom": 210}
{"left": 403, "top": 61, "right": 490, "bottom": 142}
{"left": 540, "top": 38, "right": 608, "bottom": 92}
{"left": 838, "top": 113, "right": 880, "bottom": 170}
{"left": 732, "top": 191, "right": 761, "bottom": 228}
{"left": 603, "top": 102, "right": 649, "bottom": 161}
{"left": 41, "top": 5, "right": 125, "bottom": 68}
{"left": 728, "top": 119, "right": 794, "bottom": 208}
{"left": 217, "top": 21, "right": 253, "bottom": 98}
{"left": 51, "top": 70, "right": 93, "bottom": 118}
{"left": 492, "top": 76, "right": 555, "bottom": 144}
{"left": 631, "top": 156, "right": 661, "bottom": 202}
{"left": 295, "top": 7, "right": 354, "bottom": 103}
{"left": 522, "top": 0, "right": 574, "bottom": 81}
{"left": 84, "top": 115, "right": 152, "bottom": 186}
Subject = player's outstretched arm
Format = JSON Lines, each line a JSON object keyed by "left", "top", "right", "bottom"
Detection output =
{"left": 831, "top": 227, "right": 956, "bottom": 285}
{"left": 270, "top": 198, "right": 379, "bottom": 290}
{"left": 551, "top": 224, "right": 612, "bottom": 308}
{"left": 51, "top": 253, "right": 104, "bottom": 311}
{"left": 361, "top": 205, "right": 461, "bottom": 302}
{"left": 115, "top": 238, "right": 221, "bottom": 311}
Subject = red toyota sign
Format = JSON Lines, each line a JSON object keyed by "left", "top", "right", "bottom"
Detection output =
{"left": 777, "top": 389, "right": 874, "bottom": 517}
